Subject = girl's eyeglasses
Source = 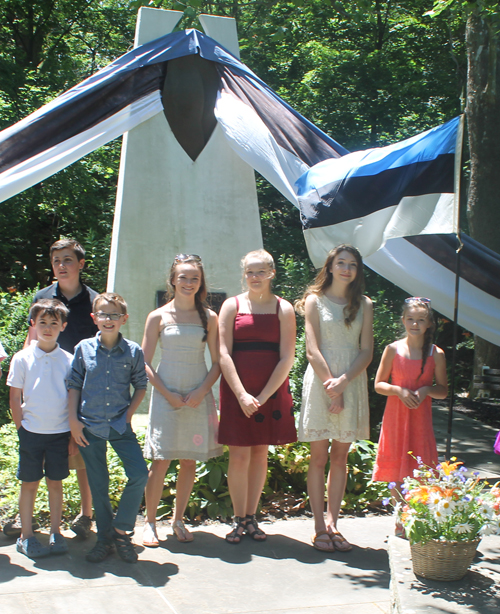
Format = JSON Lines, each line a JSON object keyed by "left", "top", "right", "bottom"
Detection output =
{"left": 405, "top": 297, "right": 431, "bottom": 307}
{"left": 174, "top": 254, "right": 202, "bottom": 263}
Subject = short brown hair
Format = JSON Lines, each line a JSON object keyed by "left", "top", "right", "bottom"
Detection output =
{"left": 50, "top": 239, "right": 86, "bottom": 262}
{"left": 30, "top": 299, "right": 69, "bottom": 324}
{"left": 93, "top": 292, "right": 128, "bottom": 315}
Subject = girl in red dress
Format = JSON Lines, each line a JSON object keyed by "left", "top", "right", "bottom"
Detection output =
{"left": 373, "top": 298, "right": 448, "bottom": 534}
{"left": 218, "top": 250, "right": 297, "bottom": 544}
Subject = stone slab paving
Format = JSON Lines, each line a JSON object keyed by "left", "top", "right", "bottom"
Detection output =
{"left": 0, "top": 516, "right": 393, "bottom": 614}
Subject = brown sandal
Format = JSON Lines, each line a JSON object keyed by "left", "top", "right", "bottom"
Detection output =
{"left": 329, "top": 530, "right": 352, "bottom": 552}
{"left": 311, "top": 530, "right": 335, "bottom": 552}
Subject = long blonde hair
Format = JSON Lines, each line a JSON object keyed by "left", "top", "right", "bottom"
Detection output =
{"left": 295, "top": 244, "right": 364, "bottom": 327}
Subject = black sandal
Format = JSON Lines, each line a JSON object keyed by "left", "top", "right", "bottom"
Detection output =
{"left": 244, "top": 514, "right": 267, "bottom": 541}
{"left": 225, "top": 516, "right": 245, "bottom": 544}
{"left": 112, "top": 530, "right": 138, "bottom": 564}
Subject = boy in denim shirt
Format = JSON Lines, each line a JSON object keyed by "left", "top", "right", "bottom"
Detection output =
{"left": 68, "top": 292, "right": 148, "bottom": 564}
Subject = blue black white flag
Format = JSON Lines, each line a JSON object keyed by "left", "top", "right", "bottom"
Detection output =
{"left": 0, "top": 29, "right": 345, "bottom": 205}
{"left": 296, "top": 117, "right": 462, "bottom": 262}
{"left": 365, "top": 234, "right": 500, "bottom": 346}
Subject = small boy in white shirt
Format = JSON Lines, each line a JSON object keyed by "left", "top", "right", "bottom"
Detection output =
{"left": 7, "top": 299, "right": 73, "bottom": 559}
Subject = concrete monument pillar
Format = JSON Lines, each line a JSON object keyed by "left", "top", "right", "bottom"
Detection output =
{"left": 108, "top": 8, "right": 263, "bottom": 383}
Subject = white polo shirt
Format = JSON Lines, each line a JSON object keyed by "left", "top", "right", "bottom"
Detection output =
{"left": 7, "top": 342, "right": 72, "bottom": 434}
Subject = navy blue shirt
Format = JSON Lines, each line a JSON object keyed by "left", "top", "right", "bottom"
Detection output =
{"left": 30, "top": 283, "right": 98, "bottom": 354}
{"left": 67, "top": 333, "right": 148, "bottom": 439}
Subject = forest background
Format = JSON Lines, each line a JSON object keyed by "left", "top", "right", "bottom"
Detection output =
{"left": 0, "top": 0, "right": 498, "bottom": 520}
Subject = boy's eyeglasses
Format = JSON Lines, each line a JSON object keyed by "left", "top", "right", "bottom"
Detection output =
{"left": 405, "top": 297, "right": 431, "bottom": 307}
{"left": 94, "top": 312, "right": 124, "bottom": 321}
{"left": 174, "top": 254, "right": 202, "bottom": 263}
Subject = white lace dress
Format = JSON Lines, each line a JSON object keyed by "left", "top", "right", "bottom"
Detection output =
{"left": 299, "top": 295, "right": 369, "bottom": 443}
{"left": 144, "top": 318, "right": 223, "bottom": 461}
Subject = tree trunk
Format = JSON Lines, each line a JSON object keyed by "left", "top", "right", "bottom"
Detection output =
{"left": 465, "top": 8, "right": 500, "bottom": 378}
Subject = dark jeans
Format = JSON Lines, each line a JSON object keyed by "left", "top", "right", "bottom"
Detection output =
{"left": 79, "top": 424, "right": 148, "bottom": 541}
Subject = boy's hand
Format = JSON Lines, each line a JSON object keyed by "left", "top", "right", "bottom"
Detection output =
{"left": 68, "top": 436, "right": 79, "bottom": 456}
{"left": 70, "top": 420, "right": 89, "bottom": 447}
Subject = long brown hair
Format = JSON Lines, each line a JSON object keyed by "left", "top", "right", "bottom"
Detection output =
{"left": 295, "top": 244, "right": 364, "bottom": 327}
{"left": 402, "top": 300, "right": 436, "bottom": 378}
{"left": 167, "top": 256, "right": 209, "bottom": 341}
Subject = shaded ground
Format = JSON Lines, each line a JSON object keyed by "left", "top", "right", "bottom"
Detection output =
{"left": 441, "top": 397, "right": 500, "bottom": 430}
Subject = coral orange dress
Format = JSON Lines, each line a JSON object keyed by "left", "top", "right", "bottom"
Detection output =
{"left": 373, "top": 342, "right": 438, "bottom": 482}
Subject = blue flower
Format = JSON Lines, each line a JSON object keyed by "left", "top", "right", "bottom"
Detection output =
{"left": 459, "top": 466, "right": 468, "bottom": 472}
{"left": 473, "top": 471, "right": 480, "bottom": 477}
{"left": 388, "top": 482, "right": 396, "bottom": 490}
{"left": 382, "top": 498, "right": 390, "bottom": 506}
{"left": 416, "top": 456, "right": 423, "bottom": 465}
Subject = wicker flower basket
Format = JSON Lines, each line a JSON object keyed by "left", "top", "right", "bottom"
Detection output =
{"left": 410, "top": 539, "right": 480, "bottom": 581}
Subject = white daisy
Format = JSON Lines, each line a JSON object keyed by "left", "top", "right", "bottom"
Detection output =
{"left": 452, "top": 522, "right": 473, "bottom": 534}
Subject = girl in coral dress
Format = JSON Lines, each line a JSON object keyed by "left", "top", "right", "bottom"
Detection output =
{"left": 373, "top": 298, "right": 448, "bottom": 533}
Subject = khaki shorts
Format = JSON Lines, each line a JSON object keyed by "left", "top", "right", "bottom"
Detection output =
{"left": 69, "top": 450, "right": 86, "bottom": 471}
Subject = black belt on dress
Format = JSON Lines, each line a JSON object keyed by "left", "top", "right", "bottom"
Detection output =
{"left": 232, "top": 341, "right": 280, "bottom": 352}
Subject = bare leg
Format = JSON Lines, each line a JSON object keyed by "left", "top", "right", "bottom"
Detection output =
{"left": 144, "top": 459, "right": 171, "bottom": 525}
{"left": 243, "top": 445, "right": 269, "bottom": 541}
{"left": 326, "top": 440, "right": 352, "bottom": 551}
{"left": 246, "top": 445, "right": 269, "bottom": 515}
{"left": 143, "top": 458, "right": 171, "bottom": 545}
{"left": 227, "top": 446, "right": 251, "bottom": 517}
{"left": 46, "top": 478, "right": 63, "bottom": 535}
{"left": 76, "top": 468, "right": 93, "bottom": 517}
{"left": 226, "top": 446, "right": 251, "bottom": 543}
{"left": 19, "top": 481, "right": 39, "bottom": 540}
{"left": 172, "top": 459, "right": 196, "bottom": 541}
{"left": 307, "top": 440, "right": 330, "bottom": 534}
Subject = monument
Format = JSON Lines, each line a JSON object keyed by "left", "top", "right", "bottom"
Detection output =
{"left": 107, "top": 7, "right": 263, "bottom": 362}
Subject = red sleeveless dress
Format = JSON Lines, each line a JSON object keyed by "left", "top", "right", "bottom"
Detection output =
{"left": 218, "top": 297, "right": 297, "bottom": 446}
{"left": 373, "top": 344, "right": 438, "bottom": 482}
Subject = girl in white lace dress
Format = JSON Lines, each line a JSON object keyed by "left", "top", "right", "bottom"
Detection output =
{"left": 296, "top": 245, "right": 373, "bottom": 553}
{"left": 141, "top": 255, "right": 221, "bottom": 546}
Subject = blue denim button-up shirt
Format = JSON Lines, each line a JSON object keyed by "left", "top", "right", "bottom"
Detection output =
{"left": 67, "top": 333, "right": 147, "bottom": 439}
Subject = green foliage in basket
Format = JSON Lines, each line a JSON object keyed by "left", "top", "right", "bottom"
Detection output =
{"left": 397, "top": 456, "right": 500, "bottom": 544}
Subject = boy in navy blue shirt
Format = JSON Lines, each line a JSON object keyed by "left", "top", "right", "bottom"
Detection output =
{"left": 68, "top": 292, "right": 148, "bottom": 564}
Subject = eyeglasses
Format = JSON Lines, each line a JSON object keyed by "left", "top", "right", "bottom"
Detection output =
{"left": 405, "top": 297, "right": 431, "bottom": 307}
{"left": 174, "top": 254, "right": 202, "bottom": 263}
{"left": 94, "top": 312, "right": 124, "bottom": 321}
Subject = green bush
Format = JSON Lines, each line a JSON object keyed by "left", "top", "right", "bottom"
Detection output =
{"left": 0, "top": 422, "right": 136, "bottom": 525}
{"left": 0, "top": 288, "right": 38, "bottom": 425}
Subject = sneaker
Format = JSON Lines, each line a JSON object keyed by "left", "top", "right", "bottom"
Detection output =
{"left": 70, "top": 514, "right": 92, "bottom": 539}
{"left": 49, "top": 533, "right": 68, "bottom": 555}
{"left": 16, "top": 536, "right": 50, "bottom": 559}
{"left": 85, "top": 540, "right": 115, "bottom": 563}
{"left": 112, "top": 530, "right": 138, "bottom": 564}
{"left": 4, "top": 515, "right": 39, "bottom": 539}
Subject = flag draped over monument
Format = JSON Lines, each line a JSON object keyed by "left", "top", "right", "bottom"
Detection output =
{"left": 0, "top": 28, "right": 499, "bottom": 345}
{"left": 0, "top": 28, "right": 346, "bottom": 207}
